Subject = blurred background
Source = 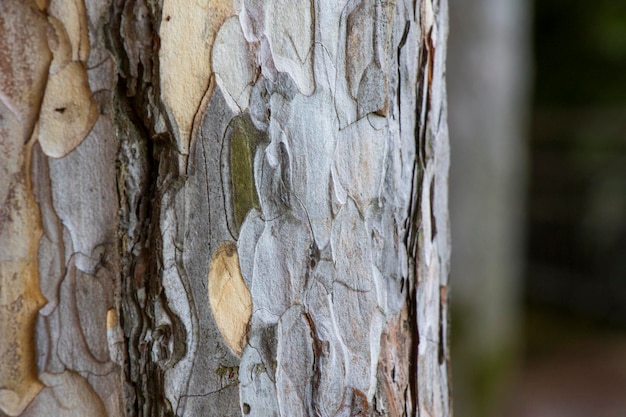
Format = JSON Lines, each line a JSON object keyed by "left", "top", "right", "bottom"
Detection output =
{"left": 447, "top": 1, "right": 626, "bottom": 416}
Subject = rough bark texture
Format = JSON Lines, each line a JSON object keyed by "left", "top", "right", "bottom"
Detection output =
{"left": 0, "top": 1, "right": 450, "bottom": 416}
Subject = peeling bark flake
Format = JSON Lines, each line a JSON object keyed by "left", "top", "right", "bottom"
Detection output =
{"left": 208, "top": 242, "right": 253, "bottom": 358}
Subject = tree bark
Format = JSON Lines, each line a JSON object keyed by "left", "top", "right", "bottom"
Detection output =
{"left": 0, "top": 1, "right": 450, "bottom": 416}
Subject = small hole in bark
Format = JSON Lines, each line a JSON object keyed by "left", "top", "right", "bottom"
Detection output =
{"left": 165, "top": 15, "right": 171, "bottom": 21}
{"left": 308, "top": 242, "right": 320, "bottom": 270}
{"left": 54, "top": 107, "right": 66, "bottom": 113}
{"left": 242, "top": 403, "right": 251, "bottom": 414}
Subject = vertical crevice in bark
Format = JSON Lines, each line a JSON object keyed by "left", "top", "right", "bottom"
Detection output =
{"left": 407, "top": 273, "right": 421, "bottom": 415}
{"left": 114, "top": 87, "right": 155, "bottom": 417}
{"left": 109, "top": 1, "right": 186, "bottom": 415}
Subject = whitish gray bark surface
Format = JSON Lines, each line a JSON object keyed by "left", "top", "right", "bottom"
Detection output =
{"left": 0, "top": 0, "right": 450, "bottom": 416}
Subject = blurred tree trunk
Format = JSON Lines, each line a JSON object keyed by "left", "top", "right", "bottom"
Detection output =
{"left": 447, "top": 0, "right": 531, "bottom": 416}
{"left": 0, "top": 1, "right": 450, "bottom": 416}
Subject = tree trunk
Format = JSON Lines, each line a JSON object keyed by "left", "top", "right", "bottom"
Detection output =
{"left": 447, "top": 0, "right": 530, "bottom": 415}
{"left": 0, "top": 1, "right": 450, "bottom": 416}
